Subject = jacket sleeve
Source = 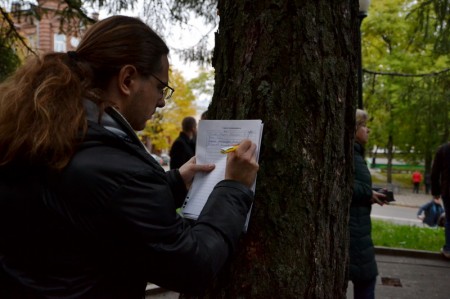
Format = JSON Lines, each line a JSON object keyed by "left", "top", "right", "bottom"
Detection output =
{"left": 417, "top": 202, "right": 430, "bottom": 216}
{"left": 108, "top": 170, "right": 253, "bottom": 295}
{"left": 165, "top": 169, "right": 188, "bottom": 208}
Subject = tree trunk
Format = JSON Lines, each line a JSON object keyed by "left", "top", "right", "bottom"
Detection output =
{"left": 184, "top": 1, "right": 358, "bottom": 298}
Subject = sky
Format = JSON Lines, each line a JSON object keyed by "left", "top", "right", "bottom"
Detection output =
{"left": 96, "top": 7, "right": 215, "bottom": 80}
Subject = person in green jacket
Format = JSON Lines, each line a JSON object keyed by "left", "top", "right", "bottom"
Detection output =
{"left": 348, "top": 109, "right": 387, "bottom": 299}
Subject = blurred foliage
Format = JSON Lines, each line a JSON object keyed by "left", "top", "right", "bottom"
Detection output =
{"left": 362, "top": 0, "right": 450, "bottom": 174}
{"left": 0, "top": 36, "right": 20, "bottom": 81}
{"left": 187, "top": 67, "right": 214, "bottom": 98}
{"left": 0, "top": 9, "right": 20, "bottom": 81}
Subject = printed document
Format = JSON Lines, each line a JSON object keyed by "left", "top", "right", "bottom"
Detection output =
{"left": 181, "top": 120, "right": 263, "bottom": 226}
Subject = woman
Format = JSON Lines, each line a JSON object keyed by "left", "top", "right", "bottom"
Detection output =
{"left": 348, "top": 109, "right": 386, "bottom": 299}
{"left": 0, "top": 16, "right": 259, "bottom": 298}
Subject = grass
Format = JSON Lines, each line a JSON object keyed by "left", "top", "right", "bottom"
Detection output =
{"left": 372, "top": 219, "right": 445, "bottom": 252}
{"left": 370, "top": 167, "right": 443, "bottom": 252}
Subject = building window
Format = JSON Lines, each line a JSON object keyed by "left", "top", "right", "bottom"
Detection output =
{"left": 70, "top": 37, "right": 80, "bottom": 48}
{"left": 53, "top": 34, "right": 66, "bottom": 52}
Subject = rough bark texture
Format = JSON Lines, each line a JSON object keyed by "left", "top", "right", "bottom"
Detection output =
{"left": 184, "top": 1, "right": 358, "bottom": 298}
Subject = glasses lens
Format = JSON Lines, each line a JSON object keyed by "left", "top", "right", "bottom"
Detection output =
{"left": 164, "top": 87, "right": 173, "bottom": 100}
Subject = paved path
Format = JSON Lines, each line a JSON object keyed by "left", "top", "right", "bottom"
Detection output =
{"left": 390, "top": 192, "right": 430, "bottom": 208}
{"left": 347, "top": 248, "right": 450, "bottom": 299}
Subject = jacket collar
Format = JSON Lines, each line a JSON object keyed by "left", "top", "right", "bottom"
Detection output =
{"left": 354, "top": 142, "right": 364, "bottom": 154}
{"left": 83, "top": 100, "right": 150, "bottom": 155}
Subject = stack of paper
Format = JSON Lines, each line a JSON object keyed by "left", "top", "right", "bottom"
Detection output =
{"left": 181, "top": 119, "right": 263, "bottom": 229}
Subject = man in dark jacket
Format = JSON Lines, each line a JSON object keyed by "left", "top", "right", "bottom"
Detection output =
{"left": 0, "top": 16, "right": 260, "bottom": 298}
{"left": 170, "top": 116, "right": 197, "bottom": 169}
{"left": 431, "top": 142, "right": 450, "bottom": 258}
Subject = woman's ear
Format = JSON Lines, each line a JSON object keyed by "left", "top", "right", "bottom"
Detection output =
{"left": 117, "top": 65, "right": 138, "bottom": 96}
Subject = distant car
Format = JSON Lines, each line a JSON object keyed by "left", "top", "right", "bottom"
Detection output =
{"left": 151, "top": 154, "right": 164, "bottom": 166}
{"left": 160, "top": 153, "right": 170, "bottom": 166}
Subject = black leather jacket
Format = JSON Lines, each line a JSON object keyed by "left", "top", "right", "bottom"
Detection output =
{"left": 0, "top": 105, "right": 253, "bottom": 298}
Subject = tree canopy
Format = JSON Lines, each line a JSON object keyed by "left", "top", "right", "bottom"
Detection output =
{"left": 362, "top": 0, "right": 449, "bottom": 174}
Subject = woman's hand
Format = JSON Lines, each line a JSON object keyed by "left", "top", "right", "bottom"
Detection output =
{"left": 225, "top": 139, "right": 259, "bottom": 188}
{"left": 371, "top": 190, "right": 387, "bottom": 206}
{"left": 179, "top": 157, "right": 215, "bottom": 190}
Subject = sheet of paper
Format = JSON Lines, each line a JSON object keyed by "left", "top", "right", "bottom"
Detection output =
{"left": 181, "top": 120, "right": 263, "bottom": 225}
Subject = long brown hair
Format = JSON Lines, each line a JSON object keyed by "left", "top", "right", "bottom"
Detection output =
{"left": 0, "top": 16, "right": 169, "bottom": 169}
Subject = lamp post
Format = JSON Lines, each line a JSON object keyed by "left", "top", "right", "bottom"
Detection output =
{"left": 358, "top": 0, "right": 371, "bottom": 109}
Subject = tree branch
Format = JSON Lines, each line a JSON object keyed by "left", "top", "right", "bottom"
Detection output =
{"left": 363, "top": 67, "right": 450, "bottom": 77}
{"left": 0, "top": 6, "right": 35, "bottom": 55}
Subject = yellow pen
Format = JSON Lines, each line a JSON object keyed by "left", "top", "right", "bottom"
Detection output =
{"left": 220, "top": 144, "right": 239, "bottom": 154}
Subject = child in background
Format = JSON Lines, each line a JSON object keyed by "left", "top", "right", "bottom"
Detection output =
{"left": 417, "top": 197, "right": 445, "bottom": 227}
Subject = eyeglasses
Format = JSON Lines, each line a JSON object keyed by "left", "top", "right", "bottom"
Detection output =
{"left": 151, "top": 74, "right": 175, "bottom": 100}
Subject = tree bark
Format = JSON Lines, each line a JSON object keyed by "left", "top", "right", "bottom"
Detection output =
{"left": 184, "top": 1, "right": 359, "bottom": 298}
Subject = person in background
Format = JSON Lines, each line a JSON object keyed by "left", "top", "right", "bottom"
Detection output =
{"left": 201, "top": 110, "right": 208, "bottom": 120}
{"left": 0, "top": 15, "right": 259, "bottom": 298}
{"left": 348, "top": 109, "right": 387, "bottom": 299}
{"left": 431, "top": 142, "right": 450, "bottom": 258}
{"left": 424, "top": 172, "right": 431, "bottom": 194}
{"left": 169, "top": 116, "right": 197, "bottom": 169}
{"left": 412, "top": 170, "right": 423, "bottom": 193}
{"left": 417, "top": 197, "right": 445, "bottom": 227}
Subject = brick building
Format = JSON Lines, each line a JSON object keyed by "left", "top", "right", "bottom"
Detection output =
{"left": 10, "top": 0, "right": 96, "bottom": 54}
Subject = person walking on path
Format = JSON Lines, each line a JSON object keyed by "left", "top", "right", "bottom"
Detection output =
{"left": 412, "top": 170, "right": 423, "bottom": 194}
{"left": 431, "top": 142, "right": 450, "bottom": 259}
{"left": 169, "top": 116, "right": 197, "bottom": 169}
{"left": 0, "top": 15, "right": 259, "bottom": 298}
{"left": 349, "top": 109, "right": 387, "bottom": 299}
